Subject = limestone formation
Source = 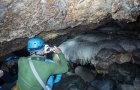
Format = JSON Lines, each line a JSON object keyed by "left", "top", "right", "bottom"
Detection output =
{"left": 57, "top": 32, "right": 140, "bottom": 73}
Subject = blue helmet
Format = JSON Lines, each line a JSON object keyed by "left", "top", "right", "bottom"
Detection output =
{"left": 4, "top": 55, "right": 19, "bottom": 62}
{"left": 27, "top": 37, "right": 45, "bottom": 53}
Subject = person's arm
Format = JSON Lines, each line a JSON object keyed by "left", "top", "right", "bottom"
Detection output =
{"left": 50, "top": 53, "right": 68, "bottom": 74}
{"left": 49, "top": 46, "right": 68, "bottom": 74}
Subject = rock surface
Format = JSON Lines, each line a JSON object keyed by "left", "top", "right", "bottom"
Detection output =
{"left": 58, "top": 32, "right": 140, "bottom": 73}
{"left": 0, "top": 0, "right": 140, "bottom": 43}
{"left": 75, "top": 66, "right": 95, "bottom": 82}
{"left": 91, "top": 79, "right": 115, "bottom": 90}
{"left": 53, "top": 75, "right": 87, "bottom": 90}
{"left": 109, "top": 63, "right": 140, "bottom": 83}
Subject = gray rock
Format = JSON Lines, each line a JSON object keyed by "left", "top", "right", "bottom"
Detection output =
{"left": 115, "top": 84, "right": 135, "bottom": 90}
{"left": 133, "top": 78, "right": 140, "bottom": 90}
{"left": 75, "top": 66, "right": 95, "bottom": 82}
{"left": 53, "top": 75, "right": 86, "bottom": 90}
{"left": 59, "top": 34, "right": 139, "bottom": 74}
{"left": 108, "top": 63, "right": 140, "bottom": 83}
{"left": 91, "top": 79, "right": 115, "bottom": 90}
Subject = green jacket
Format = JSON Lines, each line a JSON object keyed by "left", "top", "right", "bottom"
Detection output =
{"left": 15, "top": 53, "right": 68, "bottom": 90}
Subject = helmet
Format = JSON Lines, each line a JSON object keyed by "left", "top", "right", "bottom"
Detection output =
{"left": 27, "top": 37, "right": 45, "bottom": 53}
{"left": 4, "top": 55, "right": 18, "bottom": 62}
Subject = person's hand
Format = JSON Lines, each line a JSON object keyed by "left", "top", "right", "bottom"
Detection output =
{"left": 53, "top": 46, "right": 62, "bottom": 54}
{"left": 0, "top": 70, "right": 4, "bottom": 78}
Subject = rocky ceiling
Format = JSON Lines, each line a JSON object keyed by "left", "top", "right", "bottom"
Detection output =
{"left": 0, "top": 0, "right": 140, "bottom": 57}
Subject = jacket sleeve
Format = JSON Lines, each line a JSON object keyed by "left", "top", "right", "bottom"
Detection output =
{"left": 49, "top": 53, "right": 69, "bottom": 74}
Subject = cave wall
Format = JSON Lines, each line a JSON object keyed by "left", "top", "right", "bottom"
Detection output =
{"left": 0, "top": 0, "right": 140, "bottom": 43}
{"left": 0, "top": 0, "right": 140, "bottom": 57}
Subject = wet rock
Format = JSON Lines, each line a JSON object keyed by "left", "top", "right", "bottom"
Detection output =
{"left": 132, "top": 49, "right": 140, "bottom": 65}
{"left": 94, "top": 48, "right": 118, "bottom": 73}
{"left": 108, "top": 63, "right": 140, "bottom": 83}
{"left": 91, "top": 78, "right": 115, "bottom": 90}
{"left": 59, "top": 33, "right": 139, "bottom": 74}
{"left": 133, "top": 78, "right": 140, "bottom": 90}
{"left": 75, "top": 66, "right": 95, "bottom": 82}
{"left": 87, "top": 86, "right": 97, "bottom": 90}
{"left": 118, "top": 39, "right": 137, "bottom": 52}
{"left": 115, "top": 84, "right": 135, "bottom": 90}
{"left": 95, "top": 48, "right": 119, "bottom": 66}
{"left": 53, "top": 75, "right": 86, "bottom": 90}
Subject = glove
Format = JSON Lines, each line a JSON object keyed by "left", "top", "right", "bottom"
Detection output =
{"left": 54, "top": 74, "right": 62, "bottom": 83}
{"left": 47, "top": 75, "right": 55, "bottom": 88}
